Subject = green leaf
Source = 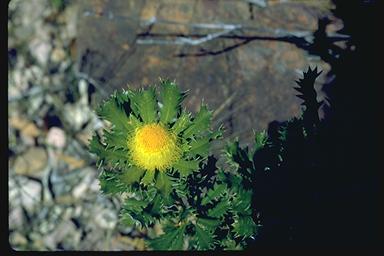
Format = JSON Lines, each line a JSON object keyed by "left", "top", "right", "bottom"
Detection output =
{"left": 148, "top": 225, "right": 186, "bottom": 250}
{"left": 155, "top": 172, "right": 173, "bottom": 195}
{"left": 136, "top": 87, "right": 157, "bottom": 123}
{"left": 188, "top": 137, "right": 210, "bottom": 157}
{"left": 254, "top": 130, "right": 268, "bottom": 151}
{"left": 89, "top": 135, "right": 130, "bottom": 168}
{"left": 172, "top": 111, "right": 191, "bottom": 135}
{"left": 232, "top": 216, "right": 257, "bottom": 239}
{"left": 183, "top": 105, "right": 212, "bottom": 138}
{"left": 173, "top": 159, "right": 199, "bottom": 177}
{"left": 98, "top": 170, "right": 122, "bottom": 195}
{"left": 119, "top": 166, "right": 146, "bottom": 185}
{"left": 104, "top": 129, "right": 128, "bottom": 150}
{"left": 207, "top": 200, "right": 230, "bottom": 218}
{"left": 201, "top": 183, "right": 227, "bottom": 205}
{"left": 195, "top": 225, "right": 213, "bottom": 250}
{"left": 160, "top": 80, "right": 182, "bottom": 124}
{"left": 141, "top": 170, "right": 156, "bottom": 185}
{"left": 120, "top": 212, "right": 141, "bottom": 227}
{"left": 196, "top": 218, "right": 220, "bottom": 233}
{"left": 151, "top": 194, "right": 164, "bottom": 215}
{"left": 232, "top": 188, "right": 252, "bottom": 214}
{"left": 122, "top": 198, "right": 149, "bottom": 213}
{"left": 96, "top": 95, "right": 134, "bottom": 132}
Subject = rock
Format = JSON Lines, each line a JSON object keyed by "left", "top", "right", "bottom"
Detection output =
{"left": 9, "top": 232, "right": 28, "bottom": 248}
{"left": 95, "top": 208, "right": 117, "bottom": 230}
{"left": 20, "top": 178, "right": 42, "bottom": 211}
{"left": 9, "top": 207, "right": 24, "bottom": 230}
{"left": 44, "top": 220, "right": 79, "bottom": 250}
{"left": 29, "top": 38, "right": 52, "bottom": 66}
{"left": 63, "top": 103, "right": 91, "bottom": 131}
{"left": 46, "top": 127, "right": 66, "bottom": 149}
{"left": 51, "top": 47, "right": 66, "bottom": 63}
{"left": 12, "top": 147, "right": 48, "bottom": 178}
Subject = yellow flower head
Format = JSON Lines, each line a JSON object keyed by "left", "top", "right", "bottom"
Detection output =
{"left": 129, "top": 123, "right": 181, "bottom": 171}
{"left": 90, "top": 79, "right": 222, "bottom": 190}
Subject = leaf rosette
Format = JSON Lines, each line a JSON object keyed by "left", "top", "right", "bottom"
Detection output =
{"left": 89, "top": 79, "right": 222, "bottom": 197}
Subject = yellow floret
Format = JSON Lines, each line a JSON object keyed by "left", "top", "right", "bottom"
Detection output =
{"left": 129, "top": 123, "right": 181, "bottom": 171}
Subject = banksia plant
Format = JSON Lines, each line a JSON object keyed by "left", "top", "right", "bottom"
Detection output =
{"left": 89, "top": 79, "right": 261, "bottom": 250}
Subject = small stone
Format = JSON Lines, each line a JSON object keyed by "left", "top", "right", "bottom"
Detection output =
{"left": 46, "top": 127, "right": 66, "bottom": 149}
{"left": 13, "top": 147, "right": 48, "bottom": 178}
{"left": 29, "top": 38, "right": 52, "bottom": 66}
{"left": 63, "top": 103, "right": 91, "bottom": 131}
{"left": 10, "top": 232, "right": 28, "bottom": 247}
{"left": 95, "top": 209, "right": 117, "bottom": 230}
{"left": 20, "top": 178, "right": 42, "bottom": 211}
{"left": 9, "top": 207, "right": 24, "bottom": 230}
{"left": 51, "top": 47, "right": 66, "bottom": 62}
{"left": 72, "top": 181, "right": 88, "bottom": 199}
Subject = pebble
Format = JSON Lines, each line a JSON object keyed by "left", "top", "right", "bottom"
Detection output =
{"left": 95, "top": 209, "right": 117, "bottom": 230}
{"left": 20, "top": 178, "right": 42, "bottom": 211}
{"left": 12, "top": 147, "right": 48, "bottom": 178}
{"left": 46, "top": 127, "right": 66, "bottom": 149}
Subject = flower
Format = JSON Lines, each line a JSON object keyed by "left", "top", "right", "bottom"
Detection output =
{"left": 128, "top": 123, "right": 181, "bottom": 171}
{"left": 90, "top": 79, "right": 222, "bottom": 193}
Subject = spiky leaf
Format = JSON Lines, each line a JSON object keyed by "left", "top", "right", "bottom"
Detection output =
{"left": 188, "top": 137, "right": 210, "bottom": 157}
{"left": 160, "top": 80, "right": 182, "bottom": 124}
{"left": 148, "top": 225, "right": 186, "bottom": 250}
{"left": 201, "top": 183, "right": 227, "bottom": 206}
{"left": 141, "top": 170, "right": 156, "bottom": 185}
{"left": 172, "top": 111, "right": 191, "bottom": 135}
{"left": 155, "top": 172, "right": 173, "bottom": 195}
{"left": 183, "top": 105, "right": 211, "bottom": 138}
{"left": 232, "top": 216, "right": 257, "bottom": 239}
{"left": 173, "top": 159, "right": 199, "bottom": 177}
{"left": 195, "top": 225, "right": 213, "bottom": 250}
{"left": 207, "top": 200, "right": 230, "bottom": 218}
{"left": 136, "top": 87, "right": 157, "bottom": 123}
{"left": 96, "top": 95, "right": 133, "bottom": 132}
{"left": 119, "top": 166, "right": 146, "bottom": 185}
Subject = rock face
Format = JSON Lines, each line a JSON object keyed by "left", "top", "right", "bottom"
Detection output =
{"left": 77, "top": 0, "right": 333, "bottom": 146}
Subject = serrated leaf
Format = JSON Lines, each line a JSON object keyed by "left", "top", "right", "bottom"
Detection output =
{"left": 98, "top": 170, "right": 122, "bottom": 195}
{"left": 173, "top": 159, "right": 199, "bottom": 177}
{"left": 195, "top": 225, "right": 213, "bottom": 250}
{"left": 172, "top": 111, "right": 191, "bottom": 135}
{"left": 96, "top": 96, "right": 134, "bottom": 132}
{"left": 232, "top": 189, "right": 252, "bottom": 214}
{"left": 136, "top": 87, "right": 157, "bottom": 123}
{"left": 120, "top": 212, "right": 141, "bottom": 227}
{"left": 104, "top": 129, "right": 128, "bottom": 150}
{"left": 148, "top": 225, "right": 186, "bottom": 250}
{"left": 232, "top": 216, "right": 257, "bottom": 239}
{"left": 155, "top": 172, "right": 173, "bottom": 195}
{"left": 201, "top": 183, "right": 227, "bottom": 205}
{"left": 188, "top": 137, "right": 210, "bottom": 157}
{"left": 160, "top": 80, "right": 182, "bottom": 124}
{"left": 207, "top": 200, "right": 230, "bottom": 218}
{"left": 90, "top": 135, "right": 130, "bottom": 168}
{"left": 183, "top": 105, "right": 211, "bottom": 138}
{"left": 119, "top": 166, "right": 146, "bottom": 185}
{"left": 196, "top": 218, "right": 220, "bottom": 233}
{"left": 254, "top": 130, "right": 268, "bottom": 151}
{"left": 122, "top": 197, "right": 149, "bottom": 213}
{"left": 151, "top": 194, "right": 164, "bottom": 215}
{"left": 141, "top": 170, "right": 156, "bottom": 185}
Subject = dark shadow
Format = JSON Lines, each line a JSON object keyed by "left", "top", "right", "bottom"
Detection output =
{"left": 247, "top": 0, "right": 381, "bottom": 247}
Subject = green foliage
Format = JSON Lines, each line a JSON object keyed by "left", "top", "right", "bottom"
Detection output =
{"left": 159, "top": 79, "right": 184, "bottom": 124}
{"left": 148, "top": 224, "right": 187, "bottom": 250}
{"left": 89, "top": 69, "right": 321, "bottom": 250}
